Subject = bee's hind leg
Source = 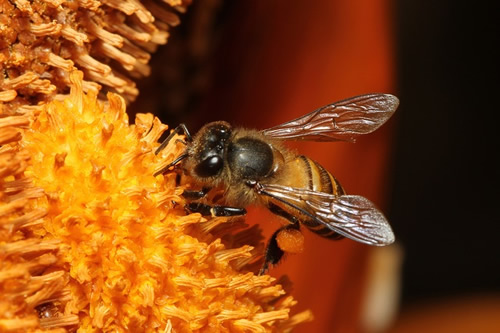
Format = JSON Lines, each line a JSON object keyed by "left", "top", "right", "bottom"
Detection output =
{"left": 259, "top": 203, "right": 303, "bottom": 275}
{"left": 259, "top": 222, "right": 302, "bottom": 275}
{"left": 259, "top": 227, "right": 285, "bottom": 275}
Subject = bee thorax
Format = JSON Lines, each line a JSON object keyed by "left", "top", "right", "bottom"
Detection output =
{"left": 227, "top": 137, "right": 274, "bottom": 180}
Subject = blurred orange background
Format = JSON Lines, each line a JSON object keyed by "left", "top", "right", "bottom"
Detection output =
{"left": 133, "top": 0, "right": 499, "bottom": 332}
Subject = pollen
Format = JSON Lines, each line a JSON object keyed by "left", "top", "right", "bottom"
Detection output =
{"left": 0, "top": 71, "right": 312, "bottom": 331}
{"left": 276, "top": 229, "right": 305, "bottom": 255}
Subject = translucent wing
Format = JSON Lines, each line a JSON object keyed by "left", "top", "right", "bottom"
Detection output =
{"left": 262, "top": 94, "right": 399, "bottom": 142}
{"left": 254, "top": 183, "right": 395, "bottom": 246}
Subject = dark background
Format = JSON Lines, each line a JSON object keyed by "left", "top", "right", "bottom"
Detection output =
{"left": 391, "top": 1, "right": 499, "bottom": 304}
{"left": 131, "top": 0, "right": 500, "bottom": 329}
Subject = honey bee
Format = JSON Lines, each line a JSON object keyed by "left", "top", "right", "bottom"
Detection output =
{"left": 155, "top": 94, "right": 399, "bottom": 274}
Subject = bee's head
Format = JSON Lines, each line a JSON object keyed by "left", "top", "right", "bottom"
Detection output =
{"left": 187, "top": 121, "right": 232, "bottom": 178}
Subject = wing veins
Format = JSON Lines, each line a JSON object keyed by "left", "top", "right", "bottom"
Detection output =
{"left": 255, "top": 183, "right": 395, "bottom": 245}
{"left": 262, "top": 93, "right": 398, "bottom": 142}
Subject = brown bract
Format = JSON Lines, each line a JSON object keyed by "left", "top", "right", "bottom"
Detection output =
{"left": 0, "top": 0, "right": 190, "bottom": 115}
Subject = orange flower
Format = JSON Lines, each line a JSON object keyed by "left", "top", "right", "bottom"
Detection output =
{"left": 0, "top": 71, "right": 311, "bottom": 332}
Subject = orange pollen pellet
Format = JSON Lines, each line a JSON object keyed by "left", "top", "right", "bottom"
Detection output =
{"left": 276, "top": 228, "right": 305, "bottom": 254}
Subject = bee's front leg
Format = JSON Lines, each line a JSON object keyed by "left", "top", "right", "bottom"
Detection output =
{"left": 155, "top": 123, "right": 192, "bottom": 155}
{"left": 185, "top": 202, "right": 246, "bottom": 217}
{"left": 182, "top": 186, "right": 212, "bottom": 200}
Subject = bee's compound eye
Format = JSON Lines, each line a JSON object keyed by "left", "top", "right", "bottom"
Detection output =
{"left": 195, "top": 155, "right": 223, "bottom": 177}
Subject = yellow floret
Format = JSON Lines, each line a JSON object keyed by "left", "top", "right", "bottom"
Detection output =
{"left": 2, "top": 71, "right": 312, "bottom": 332}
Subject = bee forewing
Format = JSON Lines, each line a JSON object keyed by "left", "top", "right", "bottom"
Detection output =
{"left": 255, "top": 183, "right": 395, "bottom": 246}
{"left": 262, "top": 94, "right": 399, "bottom": 142}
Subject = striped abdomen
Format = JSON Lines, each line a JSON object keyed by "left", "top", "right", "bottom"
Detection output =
{"left": 296, "top": 155, "right": 345, "bottom": 240}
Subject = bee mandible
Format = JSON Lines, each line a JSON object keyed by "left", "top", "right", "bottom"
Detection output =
{"left": 155, "top": 94, "right": 399, "bottom": 274}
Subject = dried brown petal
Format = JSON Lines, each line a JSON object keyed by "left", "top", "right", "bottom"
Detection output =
{"left": 0, "top": 0, "right": 191, "bottom": 114}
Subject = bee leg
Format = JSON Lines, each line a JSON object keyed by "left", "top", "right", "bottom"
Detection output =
{"left": 211, "top": 206, "right": 247, "bottom": 217}
{"left": 259, "top": 228, "right": 284, "bottom": 275}
{"left": 259, "top": 203, "right": 302, "bottom": 275}
{"left": 155, "top": 123, "right": 192, "bottom": 155}
{"left": 268, "top": 203, "right": 300, "bottom": 224}
{"left": 259, "top": 223, "right": 301, "bottom": 275}
{"left": 185, "top": 202, "right": 246, "bottom": 217}
{"left": 182, "top": 186, "right": 212, "bottom": 200}
{"left": 154, "top": 153, "right": 189, "bottom": 176}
